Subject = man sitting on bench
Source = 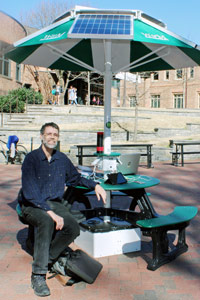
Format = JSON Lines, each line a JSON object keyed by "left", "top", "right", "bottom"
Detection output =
{"left": 18, "top": 122, "right": 106, "bottom": 297}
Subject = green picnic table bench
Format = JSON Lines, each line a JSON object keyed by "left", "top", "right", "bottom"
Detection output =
{"left": 16, "top": 183, "right": 198, "bottom": 272}
{"left": 136, "top": 206, "right": 198, "bottom": 271}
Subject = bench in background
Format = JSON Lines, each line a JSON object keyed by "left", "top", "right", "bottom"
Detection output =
{"left": 75, "top": 143, "right": 153, "bottom": 168}
{"left": 169, "top": 140, "right": 200, "bottom": 166}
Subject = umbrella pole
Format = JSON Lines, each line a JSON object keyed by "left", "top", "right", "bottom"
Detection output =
{"left": 104, "top": 40, "right": 112, "bottom": 154}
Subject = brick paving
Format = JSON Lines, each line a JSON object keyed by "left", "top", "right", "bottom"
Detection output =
{"left": 0, "top": 161, "right": 199, "bottom": 300}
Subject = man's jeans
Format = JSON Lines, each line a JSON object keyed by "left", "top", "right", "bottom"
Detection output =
{"left": 21, "top": 200, "right": 80, "bottom": 274}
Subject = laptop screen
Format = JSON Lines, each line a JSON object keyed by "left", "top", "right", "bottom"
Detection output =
{"left": 117, "top": 153, "right": 140, "bottom": 175}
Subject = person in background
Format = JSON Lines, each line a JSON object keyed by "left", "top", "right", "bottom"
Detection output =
{"left": 92, "top": 96, "right": 96, "bottom": 105}
{"left": 51, "top": 85, "right": 56, "bottom": 104}
{"left": 19, "top": 122, "right": 106, "bottom": 297}
{"left": 74, "top": 87, "right": 78, "bottom": 105}
{"left": 85, "top": 93, "right": 89, "bottom": 105}
{"left": 96, "top": 96, "right": 100, "bottom": 105}
{"left": 55, "top": 84, "right": 60, "bottom": 105}
{"left": 47, "top": 99, "right": 52, "bottom": 105}
{"left": 6, "top": 135, "right": 19, "bottom": 163}
{"left": 68, "top": 85, "right": 77, "bottom": 105}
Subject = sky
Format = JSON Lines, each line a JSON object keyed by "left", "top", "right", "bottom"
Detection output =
{"left": 1, "top": 0, "right": 200, "bottom": 45}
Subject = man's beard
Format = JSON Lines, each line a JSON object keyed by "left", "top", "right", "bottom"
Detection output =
{"left": 42, "top": 139, "right": 57, "bottom": 149}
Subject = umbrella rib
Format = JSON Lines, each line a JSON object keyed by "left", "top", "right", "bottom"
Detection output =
{"left": 128, "top": 52, "right": 170, "bottom": 71}
{"left": 46, "top": 44, "right": 102, "bottom": 74}
{"left": 116, "top": 45, "right": 168, "bottom": 73}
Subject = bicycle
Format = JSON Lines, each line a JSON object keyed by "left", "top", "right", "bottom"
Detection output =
{"left": 0, "top": 135, "right": 28, "bottom": 165}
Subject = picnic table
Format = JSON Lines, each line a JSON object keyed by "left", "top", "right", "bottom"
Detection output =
{"left": 169, "top": 140, "right": 200, "bottom": 166}
{"left": 65, "top": 174, "right": 197, "bottom": 270}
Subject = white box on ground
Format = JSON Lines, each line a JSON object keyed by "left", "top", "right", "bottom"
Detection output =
{"left": 75, "top": 227, "right": 141, "bottom": 258}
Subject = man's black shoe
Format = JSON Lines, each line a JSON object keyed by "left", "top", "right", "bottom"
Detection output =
{"left": 31, "top": 273, "right": 50, "bottom": 297}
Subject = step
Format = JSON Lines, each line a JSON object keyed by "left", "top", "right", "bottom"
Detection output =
{"left": 5, "top": 120, "right": 33, "bottom": 126}
{"left": 27, "top": 108, "right": 53, "bottom": 112}
{"left": 10, "top": 115, "right": 35, "bottom": 120}
{"left": 26, "top": 104, "right": 134, "bottom": 116}
{"left": 27, "top": 111, "right": 54, "bottom": 115}
{"left": 27, "top": 105, "right": 52, "bottom": 111}
{"left": 9, "top": 118, "right": 35, "bottom": 122}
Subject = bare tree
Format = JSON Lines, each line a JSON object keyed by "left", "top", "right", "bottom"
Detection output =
{"left": 19, "top": 0, "right": 103, "bottom": 104}
{"left": 130, "top": 72, "right": 152, "bottom": 141}
{"left": 19, "top": 0, "right": 76, "bottom": 29}
{"left": 25, "top": 65, "right": 52, "bottom": 102}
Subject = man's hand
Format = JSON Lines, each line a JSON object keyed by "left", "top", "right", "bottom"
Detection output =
{"left": 47, "top": 210, "right": 64, "bottom": 230}
{"left": 95, "top": 184, "right": 106, "bottom": 204}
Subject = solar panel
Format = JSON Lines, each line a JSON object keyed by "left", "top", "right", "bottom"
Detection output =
{"left": 68, "top": 14, "right": 133, "bottom": 39}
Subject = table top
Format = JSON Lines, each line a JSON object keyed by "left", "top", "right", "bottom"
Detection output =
{"left": 94, "top": 152, "right": 121, "bottom": 157}
{"left": 75, "top": 143, "right": 153, "bottom": 148}
{"left": 77, "top": 174, "right": 160, "bottom": 191}
{"left": 100, "top": 175, "right": 160, "bottom": 190}
{"left": 171, "top": 140, "right": 200, "bottom": 146}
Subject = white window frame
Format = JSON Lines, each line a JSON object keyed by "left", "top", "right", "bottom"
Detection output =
{"left": 174, "top": 94, "right": 184, "bottom": 108}
{"left": 16, "top": 63, "right": 21, "bottom": 82}
{"left": 189, "top": 67, "right": 194, "bottom": 79}
{"left": 0, "top": 55, "right": 11, "bottom": 78}
{"left": 151, "top": 95, "right": 160, "bottom": 108}
{"left": 175, "top": 69, "right": 183, "bottom": 80}
{"left": 165, "top": 70, "right": 169, "bottom": 80}
{"left": 152, "top": 72, "right": 159, "bottom": 81}
{"left": 129, "top": 95, "right": 137, "bottom": 107}
{"left": 198, "top": 93, "right": 200, "bottom": 108}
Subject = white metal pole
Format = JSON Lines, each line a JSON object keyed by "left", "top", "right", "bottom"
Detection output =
{"left": 122, "top": 72, "right": 127, "bottom": 107}
{"left": 104, "top": 40, "right": 112, "bottom": 154}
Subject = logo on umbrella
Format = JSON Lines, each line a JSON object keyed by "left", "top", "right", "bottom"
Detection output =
{"left": 40, "top": 32, "right": 66, "bottom": 41}
{"left": 142, "top": 32, "right": 168, "bottom": 41}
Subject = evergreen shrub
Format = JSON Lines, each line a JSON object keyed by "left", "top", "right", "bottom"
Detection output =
{"left": 0, "top": 87, "right": 43, "bottom": 113}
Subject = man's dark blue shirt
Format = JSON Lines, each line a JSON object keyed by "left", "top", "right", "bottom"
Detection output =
{"left": 21, "top": 146, "right": 97, "bottom": 211}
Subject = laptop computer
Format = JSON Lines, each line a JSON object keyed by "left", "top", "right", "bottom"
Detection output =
{"left": 117, "top": 153, "right": 141, "bottom": 175}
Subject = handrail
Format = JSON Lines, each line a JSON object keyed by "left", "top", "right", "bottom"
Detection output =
{"left": 0, "top": 96, "right": 20, "bottom": 128}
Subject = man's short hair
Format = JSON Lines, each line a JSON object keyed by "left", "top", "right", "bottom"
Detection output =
{"left": 40, "top": 122, "right": 60, "bottom": 135}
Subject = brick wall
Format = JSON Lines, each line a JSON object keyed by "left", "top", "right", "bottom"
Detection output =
{"left": 117, "top": 67, "right": 200, "bottom": 109}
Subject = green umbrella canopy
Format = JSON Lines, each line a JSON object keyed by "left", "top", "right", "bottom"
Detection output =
{"left": 6, "top": 8, "right": 200, "bottom": 154}
{"left": 6, "top": 9, "right": 200, "bottom": 73}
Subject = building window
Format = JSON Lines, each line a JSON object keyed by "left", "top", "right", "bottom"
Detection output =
{"left": 198, "top": 93, "right": 200, "bottom": 108}
{"left": 165, "top": 71, "right": 169, "bottom": 80}
{"left": 0, "top": 55, "right": 10, "bottom": 77}
{"left": 176, "top": 69, "right": 183, "bottom": 79}
{"left": 151, "top": 95, "right": 160, "bottom": 108}
{"left": 129, "top": 96, "right": 137, "bottom": 107}
{"left": 112, "top": 79, "right": 120, "bottom": 88}
{"left": 174, "top": 94, "right": 183, "bottom": 108}
{"left": 16, "top": 63, "right": 21, "bottom": 81}
{"left": 190, "top": 67, "right": 194, "bottom": 79}
{"left": 152, "top": 72, "right": 159, "bottom": 80}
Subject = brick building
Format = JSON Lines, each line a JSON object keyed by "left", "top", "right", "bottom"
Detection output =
{"left": 0, "top": 11, "right": 27, "bottom": 95}
{"left": 0, "top": 11, "right": 53, "bottom": 103}
{"left": 113, "top": 67, "right": 200, "bottom": 109}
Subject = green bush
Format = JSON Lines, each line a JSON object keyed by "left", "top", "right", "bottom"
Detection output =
{"left": 0, "top": 95, "right": 10, "bottom": 112}
{"left": 0, "top": 87, "right": 43, "bottom": 113}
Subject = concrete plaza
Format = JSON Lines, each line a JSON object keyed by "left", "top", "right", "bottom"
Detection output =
{"left": 0, "top": 161, "right": 199, "bottom": 300}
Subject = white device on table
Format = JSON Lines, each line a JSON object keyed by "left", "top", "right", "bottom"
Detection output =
{"left": 91, "top": 155, "right": 120, "bottom": 180}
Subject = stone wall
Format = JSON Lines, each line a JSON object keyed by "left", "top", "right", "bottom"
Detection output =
{"left": 0, "top": 126, "right": 185, "bottom": 165}
{"left": 1, "top": 106, "right": 200, "bottom": 165}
